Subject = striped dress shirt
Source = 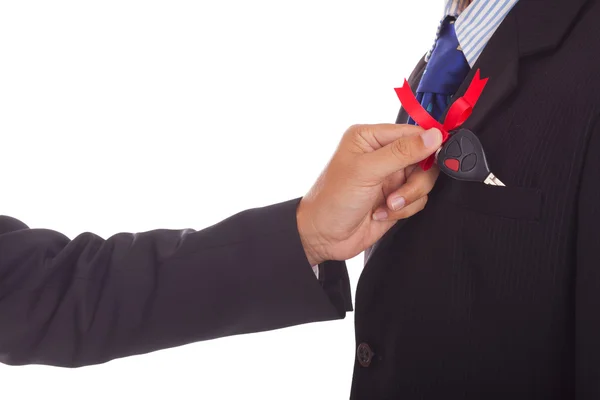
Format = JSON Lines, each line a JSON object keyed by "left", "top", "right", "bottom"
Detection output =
{"left": 426, "top": 0, "right": 520, "bottom": 67}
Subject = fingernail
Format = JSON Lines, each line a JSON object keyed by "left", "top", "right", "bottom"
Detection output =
{"left": 390, "top": 196, "right": 406, "bottom": 211}
{"left": 421, "top": 128, "right": 442, "bottom": 149}
{"left": 373, "top": 210, "right": 388, "bottom": 221}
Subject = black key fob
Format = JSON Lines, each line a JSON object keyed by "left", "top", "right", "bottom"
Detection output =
{"left": 435, "top": 128, "right": 491, "bottom": 182}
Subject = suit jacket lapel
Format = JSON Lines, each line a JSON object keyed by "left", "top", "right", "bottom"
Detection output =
{"left": 517, "top": 0, "right": 589, "bottom": 57}
{"left": 455, "top": 0, "right": 589, "bottom": 134}
{"left": 453, "top": 9, "right": 520, "bottom": 134}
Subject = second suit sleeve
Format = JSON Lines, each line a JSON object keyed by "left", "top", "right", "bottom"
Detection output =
{"left": 0, "top": 198, "right": 352, "bottom": 367}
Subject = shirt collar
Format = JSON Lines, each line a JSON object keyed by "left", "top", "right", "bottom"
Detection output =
{"left": 444, "top": 0, "right": 471, "bottom": 18}
{"left": 426, "top": 0, "right": 520, "bottom": 67}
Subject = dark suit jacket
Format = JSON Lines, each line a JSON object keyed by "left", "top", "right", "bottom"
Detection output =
{"left": 352, "top": 0, "right": 600, "bottom": 398}
{"left": 0, "top": 198, "right": 352, "bottom": 367}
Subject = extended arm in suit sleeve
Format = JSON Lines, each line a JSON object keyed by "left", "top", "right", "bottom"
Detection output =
{"left": 575, "top": 114, "right": 600, "bottom": 398}
{"left": 0, "top": 198, "right": 352, "bottom": 367}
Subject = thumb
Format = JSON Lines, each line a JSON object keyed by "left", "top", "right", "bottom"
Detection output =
{"left": 363, "top": 128, "right": 442, "bottom": 179}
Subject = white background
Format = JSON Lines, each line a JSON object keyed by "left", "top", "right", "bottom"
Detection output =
{"left": 0, "top": 1, "right": 439, "bottom": 399}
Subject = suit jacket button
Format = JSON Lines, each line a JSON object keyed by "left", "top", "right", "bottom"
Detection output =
{"left": 357, "top": 342, "right": 374, "bottom": 367}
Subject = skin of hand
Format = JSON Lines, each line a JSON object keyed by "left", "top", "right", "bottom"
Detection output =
{"left": 297, "top": 123, "right": 442, "bottom": 266}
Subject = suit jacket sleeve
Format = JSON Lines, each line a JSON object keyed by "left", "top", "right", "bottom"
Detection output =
{"left": 576, "top": 114, "right": 600, "bottom": 398}
{"left": 0, "top": 198, "right": 352, "bottom": 367}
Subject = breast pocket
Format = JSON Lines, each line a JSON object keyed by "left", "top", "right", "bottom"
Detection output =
{"left": 442, "top": 178, "right": 543, "bottom": 222}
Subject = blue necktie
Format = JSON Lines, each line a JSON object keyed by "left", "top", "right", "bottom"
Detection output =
{"left": 408, "top": 17, "right": 470, "bottom": 125}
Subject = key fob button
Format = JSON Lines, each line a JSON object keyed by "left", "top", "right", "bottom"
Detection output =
{"left": 444, "top": 158, "right": 460, "bottom": 172}
{"left": 445, "top": 140, "right": 462, "bottom": 157}
{"left": 461, "top": 153, "right": 477, "bottom": 172}
{"left": 460, "top": 136, "right": 475, "bottom": 154}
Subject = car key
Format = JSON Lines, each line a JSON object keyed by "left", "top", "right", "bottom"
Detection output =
{"left": 435, "top": 128, "right": 505, "bottom": 186}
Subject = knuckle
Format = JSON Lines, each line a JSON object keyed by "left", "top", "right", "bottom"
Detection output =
{"left": 394, "top": 195, "right": 428, "bottom": 220}
{"left": 341, "top": 125, "right": 359, "bottom": 143}
{"left": 344, "top": 124, "right": 373, "bottom": 153}
{"left": 417, "top": 177, "right": 435, "bottom": 197}
{"left": 347, "top": 124, "right": 366, "bottom": 137}
{"left": 404, "top": 183, "right": 422, "bottom": 201}
{"left": 391, "top": 138, "right": 413, "bottom": 160}
{"left": 399, "top": 182, "right": 426, "bottom": 204}
{"left": 407, "top": 169, "right": 439, "bottom": 198}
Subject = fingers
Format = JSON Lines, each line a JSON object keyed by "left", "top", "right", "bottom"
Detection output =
{"left": 348, "top": 123, "right": 425, "bottom": 151}
{"left": 382, "top": 169, "right": 407, "bottom": 199}
{"left": 372, "top": 166, "right": 439, "bottom": 222}
{"left": 386, "top": 166, "right": 439, "bottom": 212}
{"left": 362, "top": 127, "right": 442, "bottom": 180}
{"left": 373, "top": 195, "right": 429, "bottom": 221}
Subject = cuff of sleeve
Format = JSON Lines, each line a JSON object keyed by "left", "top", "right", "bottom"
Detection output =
{"left": 317, "top": 260, "right": 353, "bottom": 316}
{"left": 251, "top": 198, "right": 353, "bottom": 321}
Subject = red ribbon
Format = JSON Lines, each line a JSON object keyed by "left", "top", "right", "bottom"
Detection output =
{"left": 394, "top": 69, "right": 489, "bottom": 170}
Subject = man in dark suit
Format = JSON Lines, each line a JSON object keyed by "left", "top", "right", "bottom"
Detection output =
{"left": 0, "top": 123, "right": 442, "bottom": 367}
{"left": 7, "top": 1, "right": 600, "bottom": 398}
{"left": 349, "top": 0, "right": 600, "bottom": 398}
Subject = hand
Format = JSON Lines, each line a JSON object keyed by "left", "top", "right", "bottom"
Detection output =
{"left": 297, "top": 124, "right": 442, "bottom": 265}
